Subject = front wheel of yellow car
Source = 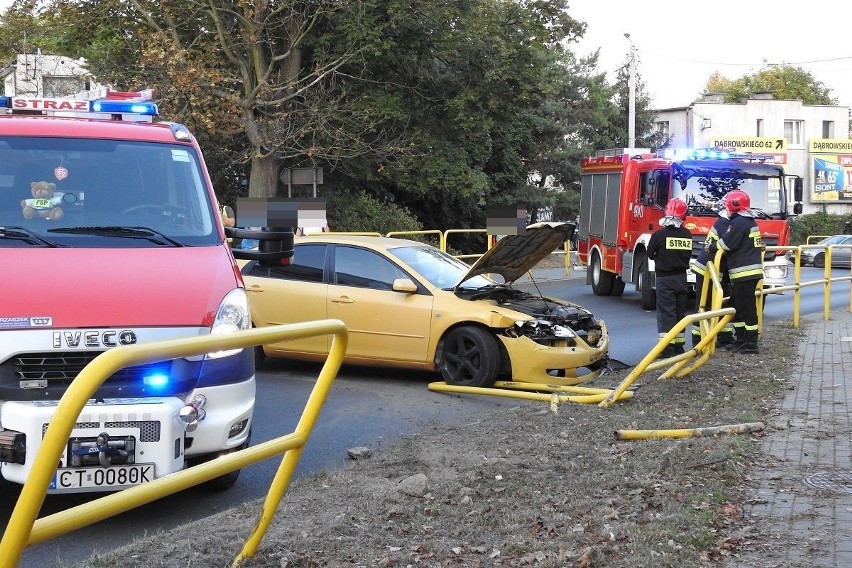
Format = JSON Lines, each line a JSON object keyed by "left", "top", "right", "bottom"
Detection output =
{"left": 440, "top": 326, "right": 500, "bottom": 388}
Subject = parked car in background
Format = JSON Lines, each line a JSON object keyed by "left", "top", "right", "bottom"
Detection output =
{"left": 239, "top": 223, "right": 610, "bottom": 387}
{"left": 789, "top": 235, "right": 852, "bottom": 268}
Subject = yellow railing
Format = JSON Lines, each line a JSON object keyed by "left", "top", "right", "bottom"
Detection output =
{"left": 0, "top": 320, "right": 348, "bottom": 568}
{"left": 766, "top": 244, "right": 852, "bottom": 327}
{"left": 386, "top": 229, "right": 445, "bottom": 251}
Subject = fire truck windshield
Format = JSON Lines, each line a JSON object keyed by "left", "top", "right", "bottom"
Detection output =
{"left": 671, "top": 161, "right": 786, "bottom": 218}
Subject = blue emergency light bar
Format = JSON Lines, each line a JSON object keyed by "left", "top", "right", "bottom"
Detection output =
{"left": 664, "top": 147, "right": 731, "bottom": 160}
{"left": 664, "top": 147, "right": 777, "bottom": 163}
{"left": 0, "top": 94, "right": 158, "bottom": 117}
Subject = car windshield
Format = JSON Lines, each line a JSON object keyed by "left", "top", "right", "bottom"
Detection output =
{"left": 388, "top": 244, "right": 494, "bottom": 289}
{"left": 0, "top": 136, "right": 217, "bottom": 247}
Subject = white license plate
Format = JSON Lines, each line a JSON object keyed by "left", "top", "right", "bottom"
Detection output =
{"left": 51, "top": 463, "right": 154, "bottom": 490}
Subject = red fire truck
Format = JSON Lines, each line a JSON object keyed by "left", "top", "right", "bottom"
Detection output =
{"left": 577, "top": 148, "right": 803, "bottom": 310}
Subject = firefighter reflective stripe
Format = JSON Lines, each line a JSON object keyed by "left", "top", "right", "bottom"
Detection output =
{"left": 665, "top": 237, "right": 692, "bottom": 250}
{"left": 729, "top": 263, "right": 763, "bottom": 279}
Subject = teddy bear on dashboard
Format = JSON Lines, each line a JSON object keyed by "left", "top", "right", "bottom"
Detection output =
{"left": 21, "top": 180, "right": 64, "bottom": 220}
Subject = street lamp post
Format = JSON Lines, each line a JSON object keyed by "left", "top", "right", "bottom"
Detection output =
{"left": 624, "top": 33, "right": 636, "bottom": 149}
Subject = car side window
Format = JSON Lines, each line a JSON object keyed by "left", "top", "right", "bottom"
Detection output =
{"left": 333, "top": 246, "right": 407, "bottom": 290}
{"left": 246, "top": 244, "right": 326, "bottom": 282}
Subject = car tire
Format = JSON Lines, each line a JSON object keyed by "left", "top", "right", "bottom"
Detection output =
{"left": 440, "top": 326, "right": 500, "bottom": 388}
{"left": 638, "top": 256, "right": 656, "bottom": 311}
{"left": 812, "top": 252, "right": 825, "bottom": 268}
{"left": 590, "top": 252, "right": 614, "bottom": 296}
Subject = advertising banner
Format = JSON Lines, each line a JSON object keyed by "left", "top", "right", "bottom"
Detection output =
{"left": 809, "top": 139, "right": 852, "bottom": 202}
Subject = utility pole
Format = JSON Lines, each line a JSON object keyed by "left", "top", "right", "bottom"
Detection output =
{"left": 624, "top": 33, "right": 636, "bottom": 149}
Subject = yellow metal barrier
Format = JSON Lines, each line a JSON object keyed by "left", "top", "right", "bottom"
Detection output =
{"left": 768, "top": 244, "right": 852, "bottom": 327}
{"left": 0, "top": 320, "right": 348, "bottom": 568}
{"left": 443, "top": 228, "right": 489, "bottom": 261}
{"left": 385, "top": 229, "right": 445, "bottom": 251}
{"left": 427, "top": 381, "right": 633, "bottom": 407}
{"left": 598, "top": 307, "right": 735, "bottom": 409}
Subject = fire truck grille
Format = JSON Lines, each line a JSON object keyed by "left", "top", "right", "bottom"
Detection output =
{"left": 42, "top": 420, "right": 161, "bottom": 443}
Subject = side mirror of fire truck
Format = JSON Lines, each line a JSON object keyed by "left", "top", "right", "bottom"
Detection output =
{"left": 643, "top": 178, "right": 656, "bottom": 206}
{"left": 791, "top": 177, "right": 804, "bottom": 215}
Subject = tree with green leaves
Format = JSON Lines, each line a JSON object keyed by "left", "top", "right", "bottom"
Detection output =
{"left": 702, "top": 65, "right": 836, "bottom": 105}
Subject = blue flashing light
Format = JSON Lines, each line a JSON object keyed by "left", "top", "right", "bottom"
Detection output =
{"left": 0, "top": 96, "right": 10, "bottom": 108}
{"left": 91, "top": 99, "right": 159, "bottom": 116}
{"left": 143, "top": 373, "right": 170, "bottom": 390}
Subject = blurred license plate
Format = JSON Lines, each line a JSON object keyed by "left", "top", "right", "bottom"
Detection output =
{"left": 51, "top": 464, "right": 154, "bottom": 489}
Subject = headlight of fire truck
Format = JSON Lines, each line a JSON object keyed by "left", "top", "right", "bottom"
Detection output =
{"left": 763, "top": 263, "right": 788, "bottom": 283}
{"left": 206, "top": 288, "right": 251, "bottom": 358}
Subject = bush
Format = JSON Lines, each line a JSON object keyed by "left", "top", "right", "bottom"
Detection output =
{"left": 789, "top": 211, "right": 852, "bottom": 244}
{"left": 325, "top": 188, "right": 423, "bottom": 235}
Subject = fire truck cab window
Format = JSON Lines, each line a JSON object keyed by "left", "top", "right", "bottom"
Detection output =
{"left": 640, "top": 171, "right": 669, "bottom": 207}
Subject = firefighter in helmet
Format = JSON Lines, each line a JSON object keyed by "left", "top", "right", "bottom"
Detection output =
{"left": 707, "top": 190, "right": 764, "bottom": 354}
{"left": 647, "top": 197, "right": 693, "bottom": 358}
{"left": 691, "top": 198, "right": 735, "bottom": 347}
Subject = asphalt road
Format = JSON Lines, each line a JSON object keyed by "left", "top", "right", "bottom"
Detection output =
{"left": 3, "top": 265, "right": 849, "bottom": 567}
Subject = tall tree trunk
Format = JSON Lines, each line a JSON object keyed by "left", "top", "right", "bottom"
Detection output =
{"left": 248, "top": 153, "right": 280, "bottom": 198}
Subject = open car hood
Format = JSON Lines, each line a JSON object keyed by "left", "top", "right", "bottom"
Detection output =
{"left": 457, "top": 222, "right": 574, "bottom": 286}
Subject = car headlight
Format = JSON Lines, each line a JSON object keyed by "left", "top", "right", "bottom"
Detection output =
{"left": 207, "top": 288, "right": 251, "bottom": 359}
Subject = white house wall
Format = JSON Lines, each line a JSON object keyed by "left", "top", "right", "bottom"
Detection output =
{"left": 655, "top": 98, "right": 852, "bottom": 214}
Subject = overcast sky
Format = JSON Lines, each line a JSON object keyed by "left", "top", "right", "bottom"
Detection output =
{"left": 569, "top": 0, "right": 852, "bottom": 110}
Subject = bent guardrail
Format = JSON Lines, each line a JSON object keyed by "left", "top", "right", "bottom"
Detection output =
{"left": 0, "top": 320, "right": 348, "bottom": 568}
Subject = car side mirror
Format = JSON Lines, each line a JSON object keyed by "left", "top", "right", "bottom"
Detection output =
{"left": 392, "top": 278, "right": 418, "bottom": 293}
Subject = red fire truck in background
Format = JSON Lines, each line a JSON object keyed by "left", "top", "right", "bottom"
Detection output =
{"left": 576, "top": 148, "right": 803, "bottom": 310}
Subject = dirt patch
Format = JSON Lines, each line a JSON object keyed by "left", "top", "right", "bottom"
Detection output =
{"left": 75, "top": 321, "right": 806, "bottom": 568}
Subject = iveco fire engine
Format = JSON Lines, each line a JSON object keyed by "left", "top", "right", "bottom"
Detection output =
{"left": 0, "top": 90, "right": 291, "bottom": 493}
{"left": 577, "top": 148, "right": 803, "bottom": 310}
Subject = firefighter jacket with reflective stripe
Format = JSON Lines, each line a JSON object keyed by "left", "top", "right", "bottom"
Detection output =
{"left": 647, "top": 225, "right": 693, "bottom": 277}
{"left": 713, "top": 213, "right": 763, "bottom": 281}
{"left": 692, "top": 216, "right": 730, "bottom": 277}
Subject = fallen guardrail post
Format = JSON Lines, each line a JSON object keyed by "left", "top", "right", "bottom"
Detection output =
{"left": 614, "top": 422, "right": 765, "bottom": 440}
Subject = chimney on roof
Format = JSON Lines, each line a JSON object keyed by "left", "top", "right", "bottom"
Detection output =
{"left": 702, "top": 92, "right": 725, "bottom": 103}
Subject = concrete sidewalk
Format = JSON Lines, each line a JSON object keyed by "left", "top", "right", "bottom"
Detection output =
{"left": 725, "top": 310, "right": 852, "bottom": 567}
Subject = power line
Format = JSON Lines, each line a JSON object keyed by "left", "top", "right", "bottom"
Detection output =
{"left": 642, "top": 51, "right": 852, "bottom": 67}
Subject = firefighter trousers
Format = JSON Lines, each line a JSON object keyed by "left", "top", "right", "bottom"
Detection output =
{"left": 656, "top": 273, "right": 688, "bottom": 347}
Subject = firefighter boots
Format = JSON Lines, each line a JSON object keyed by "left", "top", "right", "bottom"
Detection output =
{"left": 732, "top": 330, "right": 759, "bottom": 355}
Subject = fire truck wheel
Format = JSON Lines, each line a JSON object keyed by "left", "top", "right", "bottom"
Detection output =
{"left": 610, "top": 278, "right": 625, "bottom": 296}
{"left": 638, "top": 257, "right": 656, "bottom": 310}
{"left": 439, "top": 326, "right": 500, "bottom": 387}
{"left": 590, "top": 252, "right": 614, "bottom": 296}
{"left": 193, "top": 434, "right": 251, "bottom": 491}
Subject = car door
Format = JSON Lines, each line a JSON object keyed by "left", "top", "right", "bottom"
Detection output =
{"left": 836, "top": 236, "right": 852, "bottom": 267}
{"left": 327, "top": 245, "right": 434, "bottom": 363}
{"left": 242, "top": 243, "right": 330, "bottom": 354}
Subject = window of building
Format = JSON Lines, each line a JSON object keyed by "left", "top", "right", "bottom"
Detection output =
{"left": 655, "top": 120, "right": 669, "bottom": 140}
{"left": 784, "top": 120, "right": 804, "bottom": 147}
{"left": 756, "top": 119, "right": 764, "bottom": 137}
{"left": 822, "top": 120, "right": 835, "bottom": 139}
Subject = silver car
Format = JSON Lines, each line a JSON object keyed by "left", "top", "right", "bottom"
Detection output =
{"left": 793, "top": 235, "right": 852, "bottom": 268}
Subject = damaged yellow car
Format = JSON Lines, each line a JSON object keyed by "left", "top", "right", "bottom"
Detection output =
{"left": 240, "top": 223, "right": 609, "bottom": 387}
